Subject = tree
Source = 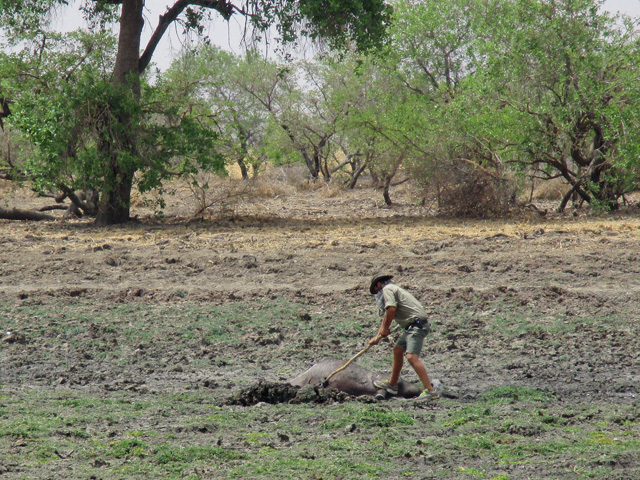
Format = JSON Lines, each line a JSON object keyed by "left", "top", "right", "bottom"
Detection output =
{"left": 270, "top": 56, "right": 365, "bottom": 181}
{"left": 0, "top": 28, "right": 118, "bottom": 216}
{"left": 379, "top": 0, "right": 518, "bottom": 211}
{"left": 0, "top": 25, "right": 222, "bottom": 218}
{"left": 371, "top": 0, "right": 640, "bottom": 213}
{"left": 389, "top": 0, "right": 480, "bottom": 99}
{"left": 163, "top": 46, "right": 270, "bottom": 180}
{"left": 0, "top": 0, "right": 391, "bottom": 224}
{"left": 323, "top": 0, "right": 491, "bottom": 207}
{"left": 231, "top": 53, "right": 346, "bottom": 181}
{"left": 479, "top": 0, "right": 640, "bottom": 211}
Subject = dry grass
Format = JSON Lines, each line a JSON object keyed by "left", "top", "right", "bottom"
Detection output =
{"left": 261, "top": 163, "right": 311, "bottom": 187}
{"left": 531, "top": 178, "right": 569, "bottom": 201}
{"left": 5, "top": 159, "right": 639, "bottom": 228}
{"left": 252, "top": 180, "right": 294, "bottom": 198}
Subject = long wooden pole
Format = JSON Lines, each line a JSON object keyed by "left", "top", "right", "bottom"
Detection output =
{"left": 323, "top": 325, "right": 401, "bottom": 384}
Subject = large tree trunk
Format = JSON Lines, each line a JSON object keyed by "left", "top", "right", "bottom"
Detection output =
{"left": 95, "top": 0, "right": 144, "bottom": 226}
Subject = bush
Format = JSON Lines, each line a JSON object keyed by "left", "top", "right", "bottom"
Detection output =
{"left": 427, "top": 162, "right": 518, "bottom": 218}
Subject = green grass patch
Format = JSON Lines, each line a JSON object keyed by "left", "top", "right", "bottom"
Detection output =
{"left": 481, "top": 385, "right": 553, "bottom": 404}
{"left": 321, "top": 404, "right": 415, "bottom": 431}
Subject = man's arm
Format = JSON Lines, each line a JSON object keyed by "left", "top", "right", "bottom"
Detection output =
{"left": 370, "top": 306, "right": 396, "bottom": 345}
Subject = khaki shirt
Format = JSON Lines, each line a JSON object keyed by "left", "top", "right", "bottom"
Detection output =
{"left": 380, "top": 283, "right": 428, "bottom": 329}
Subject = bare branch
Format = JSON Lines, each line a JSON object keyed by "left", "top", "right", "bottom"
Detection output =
{"left": 139, "top": 1, "right": 245, "bottom": 73}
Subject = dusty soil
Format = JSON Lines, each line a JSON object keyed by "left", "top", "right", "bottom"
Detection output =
{"left": 2, "top": 177, "right": 640, "bottom": 478}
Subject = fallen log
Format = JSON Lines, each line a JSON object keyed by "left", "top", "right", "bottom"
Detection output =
{"left": 0, "top": 208, "right": 55, "bottom": 221}
{"left": 39, "top": 205, "right": 69, "bottom": 212}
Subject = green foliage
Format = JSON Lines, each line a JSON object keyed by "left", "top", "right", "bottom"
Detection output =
{"left": 161, "top": 46, "right": 272, "bottom": 179}
{"left": 474, "top": 0, "right": 640, "bottom": 209}
{"left": 298, "top": 0, "right": 393, "bottom": 52}
{"left": 0, "top": 0, "right": 118, "bottom": 39}
{"left": 1, "top": 29, "right": 115, "bottom": 188}
{"left": 139, "top": 83, "right": 226, "bottom": 192}
{"left": 248, "top": 0, "right": 392, "bottom": 52}
{"left": 0, "top": 0, "right": 65, "bottom": 36}
{"left": 1, "top": 27, "right": 224, "bottom": 209}
{"left": 1, "top": 0, "right": 392, "bottom": 223}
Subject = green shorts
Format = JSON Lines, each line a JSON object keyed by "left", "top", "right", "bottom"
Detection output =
{"left": 395, "top": 325, "right": 430, "bottom": 355}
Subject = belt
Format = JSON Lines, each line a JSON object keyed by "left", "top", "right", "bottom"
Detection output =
{"left": 406, "top": 318, "right": 428, "bottom": 330}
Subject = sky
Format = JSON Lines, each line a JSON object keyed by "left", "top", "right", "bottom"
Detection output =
{"left": 54, "top": 0, "right": 640, "bottom": 72}
{"left": 606, "top": 0, "right": 640, "bottom": 15}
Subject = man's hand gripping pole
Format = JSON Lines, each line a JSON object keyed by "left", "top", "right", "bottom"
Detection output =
{"left": 321, "top": 325, "right": 400, "bottom": 388}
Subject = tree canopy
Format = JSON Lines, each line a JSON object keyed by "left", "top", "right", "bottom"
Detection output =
{"left": 0, "top": 0, "right": 391, "bottom": 224}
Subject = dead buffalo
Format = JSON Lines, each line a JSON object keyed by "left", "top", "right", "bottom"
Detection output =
{"left": 290, "top": 358, "right": 423, "bottom": 398}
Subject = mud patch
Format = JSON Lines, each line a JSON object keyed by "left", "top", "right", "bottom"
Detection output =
{"left": 228, "top": 381, "right": 355, "bottom": 406}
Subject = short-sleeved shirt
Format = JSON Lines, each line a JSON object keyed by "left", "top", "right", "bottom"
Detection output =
{"left": 380, "top": 283, "right": 428, "bottom": 329}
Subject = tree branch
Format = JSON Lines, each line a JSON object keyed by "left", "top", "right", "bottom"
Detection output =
{"left": 138, "top": 0, "right": 239, "bottom": 73}
{"left": 59, "top": 184, "right": 97, "bottom": 216}
{"left": 139, "top": 0, "right": 188, "bottom": 73}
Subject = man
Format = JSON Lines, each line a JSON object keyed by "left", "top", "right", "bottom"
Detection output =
{"left": 369, "top": 274, "right": 439, "bottom": 401}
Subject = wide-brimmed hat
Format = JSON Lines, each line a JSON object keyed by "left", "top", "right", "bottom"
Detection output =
{"left": 369, "top": 274, "right": 393, "bottom": 295}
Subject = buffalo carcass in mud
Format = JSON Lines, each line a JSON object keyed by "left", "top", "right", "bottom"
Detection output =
{"left": 229, "top": 359, "right": 425, "bottom": 406}
{"left": 290, "top": 358, "right": 422, "bottom": 398}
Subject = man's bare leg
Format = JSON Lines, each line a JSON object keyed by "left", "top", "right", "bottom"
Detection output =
{"left": 389, "top": 346, "right": 405, "bottom": 386}
{"left": 406, "top": 353, "right": 435, "bottom": 392}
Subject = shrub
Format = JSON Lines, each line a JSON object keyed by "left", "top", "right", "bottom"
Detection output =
{"left": 428, "top": 162, "right": 518, "bottom": 218}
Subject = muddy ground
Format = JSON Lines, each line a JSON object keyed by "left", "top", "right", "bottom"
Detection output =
{"left": 1, "top": 178, "right": 640, "bottom": 478}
